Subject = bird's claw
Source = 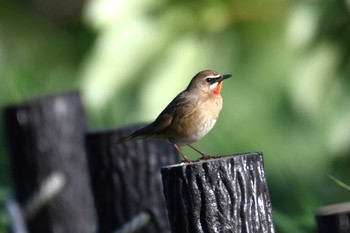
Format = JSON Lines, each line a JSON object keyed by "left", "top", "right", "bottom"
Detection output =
{"left": 194, "top": 154, "right": 222, "bottom": 161}
{"left": 181, "top": 154, "right": 222, "bottom": 163}
{"left": 202, "top": 154, "right": 222, "bottom": 160}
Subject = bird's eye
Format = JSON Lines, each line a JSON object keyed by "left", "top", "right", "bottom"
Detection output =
{"left": 206, "top": 78, "right": 213, "bottom": 83}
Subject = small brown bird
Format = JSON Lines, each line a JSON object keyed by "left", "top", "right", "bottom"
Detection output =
{"left": 120, "top": 70, "right": 232, "bottom": 162}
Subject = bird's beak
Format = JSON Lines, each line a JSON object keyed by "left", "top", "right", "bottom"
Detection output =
{"left": 217, "top": 74, "right": 232, "bottom": 82}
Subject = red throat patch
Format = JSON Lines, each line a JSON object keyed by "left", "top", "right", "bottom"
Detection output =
{"left": 214, "top": 81, "right": 223, "bottom": 95}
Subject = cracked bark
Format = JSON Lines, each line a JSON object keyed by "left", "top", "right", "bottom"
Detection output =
{"left": 4, "top": 91, "right": 96, "bottom": 233}
{"left": 86, "top": 124, "right": 179, "bottom": 233}
{"left": 161, "top": 152, "right": 275, "bottom": 233}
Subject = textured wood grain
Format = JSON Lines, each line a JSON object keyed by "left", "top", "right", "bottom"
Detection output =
{"left": 86, "top": 124, "right": 179, "bottom": 233}
{"left": 161, "top": 152, "right": 275, "bottom": 233}
{"left": 4, "top": 91, "right": 96, "bottom": 233}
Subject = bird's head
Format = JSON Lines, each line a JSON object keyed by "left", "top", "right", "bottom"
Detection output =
{"left": 187, "top": 70, "right": 232, "bottom": 95}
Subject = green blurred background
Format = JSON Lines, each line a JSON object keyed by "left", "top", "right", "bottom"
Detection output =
{"left": 1, "top": 0, "right": 350, "bottom": 232}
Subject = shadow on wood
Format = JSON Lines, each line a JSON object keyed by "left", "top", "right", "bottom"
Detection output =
{"left": 3, "top": 91, "right": 96, "bottom": 233}
{"left": 161, "top": 152, "right": 275, "bottom": 233}
{"left": 85, "top": 123, "right": 180, "bottom": 233}
{"left": 316, "top": 202, "right": 350, "bottom": 233}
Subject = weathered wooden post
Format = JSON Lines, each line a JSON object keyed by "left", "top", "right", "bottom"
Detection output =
{"left": 85, "top": 124, "right": 179, "bottom": 233}
{"left": 3, "top": 91, "right": 96, "bottom": 233}
{"left": 316, "top": 202, "right": 350, "bottom": 233}
{"left": 161, "top": 152, "right": 275, "bottom": 233}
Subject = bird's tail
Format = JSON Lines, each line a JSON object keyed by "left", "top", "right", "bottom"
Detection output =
{"left": 118, "top": 126, "right": 150, "bottom": 143}
{"left": 118, "top": 134, "right": 134, "bottom": 143}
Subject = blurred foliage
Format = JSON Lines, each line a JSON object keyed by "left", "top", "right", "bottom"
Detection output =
{"left": 1, "top": 0, "right": 350, "bottom": 232}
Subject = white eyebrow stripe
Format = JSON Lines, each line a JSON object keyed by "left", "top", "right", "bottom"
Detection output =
{"left": 203, "top": 75, "right": 221, "bottom": 80}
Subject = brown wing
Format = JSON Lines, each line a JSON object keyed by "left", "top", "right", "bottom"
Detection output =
{"left": 146, "top": 92, "right": 197, "bottom": 132}
{"left": 148, "top": 91, "right": 196, "bottom": 133}
{"left": 169, "top": 93, "right": 197, "bottom": 119}
{"left": 119, "top": 91, "right": 196, "bottom": 142}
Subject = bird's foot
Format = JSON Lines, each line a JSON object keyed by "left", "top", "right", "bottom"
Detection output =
{"left": 200, "top": 154, "right": 222, "bottom": 160}
{"left": 182, "top": 154, "right": 222, "bottom": 163}
{"left": 181, "top": 157, "right": 194, "bottom": 163}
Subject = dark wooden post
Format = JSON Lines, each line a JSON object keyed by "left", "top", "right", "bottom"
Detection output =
{"left": 85, "top": 124, "right": 179, "bottom": 233}
{"left": 3, "top": 91, "right": 96, "bottom": 233}
{"left": 316, "top": 202, "right": 350, "bottom": 233}
{"left": 161, "top": 152, "right": 275, "bottom": 233}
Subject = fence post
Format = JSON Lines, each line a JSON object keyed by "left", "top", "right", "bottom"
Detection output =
{"left": 3, "top": 91, "right": 96, "bottom": 233}
{"left": 316, "top": 202, "right": 350, "bottom": 233}
{"left": 85, "top": 124, "right": 179, "bottom": 233}
{"left": 161, "top": 152, "right": 275, "bottom": 233}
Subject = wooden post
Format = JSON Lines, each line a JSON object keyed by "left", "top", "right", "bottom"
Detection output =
{"left": 3, "top": 91, "right": 96, "bottom": 233}
{"left": 85, "top": 124, "right": 180, "bottom": 233}
{"left": 316, "top": 202, "right": 350, "bottom": 233}
{"left": 161, "top": 152, "right": 275, "bottom": 233}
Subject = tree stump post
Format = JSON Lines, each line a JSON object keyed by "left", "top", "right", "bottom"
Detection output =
{"left": 85, "top": 124, "right": 179, "bottom": 233}
{"left": 316, "top": 202, "right": 350, "bottom": 233}
{"left": 161, "top": 152, "right": 275, "bottom": 233}
{"left": 3, "top": 91, "right": 96, "bottom": 233}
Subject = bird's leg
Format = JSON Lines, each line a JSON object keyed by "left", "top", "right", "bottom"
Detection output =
{"left": 171, "top": 143, "right": 192, "bottom": 162}
{"left": 187, "top": 144, "right": 209, "bottom": 159}
{"left": 188, "top": 144, "right": 221, "bottom": 160}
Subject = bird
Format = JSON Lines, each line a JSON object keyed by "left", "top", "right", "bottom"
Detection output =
{"left": 119, "top": 70, "right": 232, "bottom": 162}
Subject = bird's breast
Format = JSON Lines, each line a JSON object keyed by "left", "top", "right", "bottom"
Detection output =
{"left": 167, "top": 95, "right": 223, "bottom": 145}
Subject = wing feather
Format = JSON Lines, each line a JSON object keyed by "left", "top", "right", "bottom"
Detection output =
{"left": 119, "top": 91, "right": 196, "bottom": 143}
